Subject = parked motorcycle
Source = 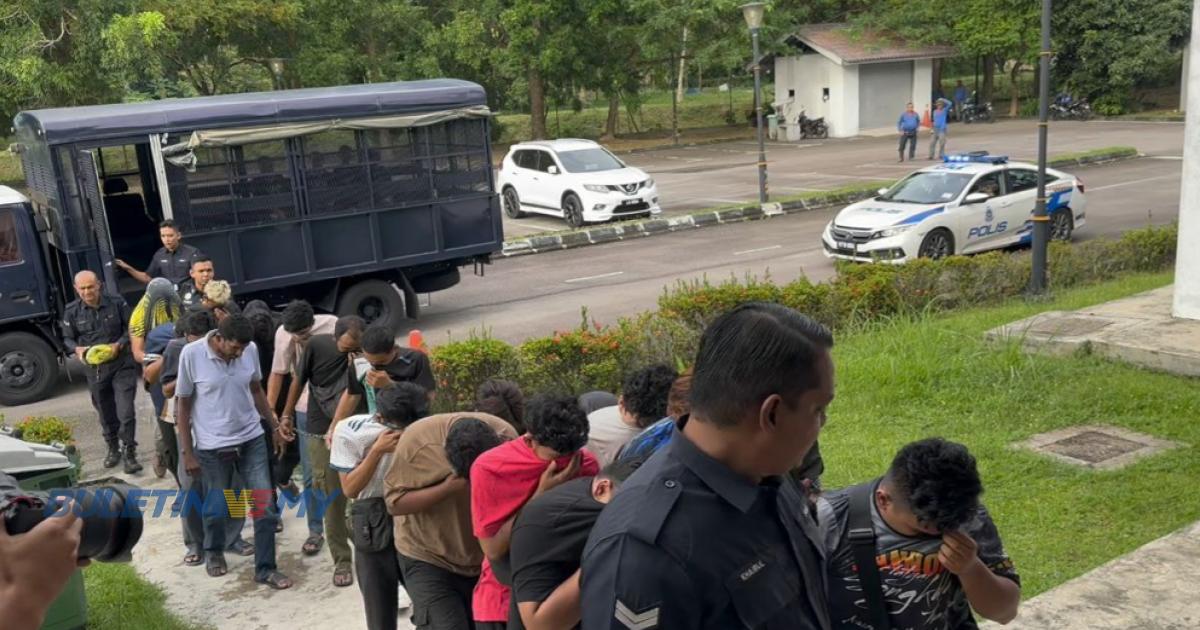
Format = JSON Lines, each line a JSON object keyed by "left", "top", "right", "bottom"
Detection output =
{"left": 1050, "top": 98, "right": 1093, "bottom": 121}
{"left": 960, "top": 96, "right": 994, "bottom": 124}
{"left": 797, "top": 111, "right": 829, "bottom": 139}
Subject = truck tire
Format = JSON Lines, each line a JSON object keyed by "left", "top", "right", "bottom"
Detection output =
{"left": 336, "top": 280, "right": 407, "bottom": 332}
{"left": 0, "top": 332, "right": 60, "bottom": 406}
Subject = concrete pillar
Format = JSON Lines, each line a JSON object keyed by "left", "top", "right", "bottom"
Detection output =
{"left": 1174, "top": 4, "right": 1200, "bottom": 320}
{"left": 1182, "top": 42, "right": 1189, "bottom": 113}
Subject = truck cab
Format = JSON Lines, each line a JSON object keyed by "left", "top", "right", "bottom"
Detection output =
{"left": 0, "top": 187, "right": 62, "bottom": 405}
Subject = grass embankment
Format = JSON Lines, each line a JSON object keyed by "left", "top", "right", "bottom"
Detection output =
{"left": 83, "top": 564, "right": 207, "bottom": 630}
{"left": 823, "top": 270, "right": 1196, "bottom": 597}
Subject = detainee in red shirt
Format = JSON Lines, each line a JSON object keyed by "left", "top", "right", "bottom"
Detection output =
{"left": 469, "top": 394, "right": 600, "bottom": 629}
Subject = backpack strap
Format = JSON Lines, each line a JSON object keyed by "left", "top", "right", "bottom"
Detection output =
{"left": 847, "top": 480, "right": 892, "bottom": 630}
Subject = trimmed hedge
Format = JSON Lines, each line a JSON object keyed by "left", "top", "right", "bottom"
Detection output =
{"left": 430, "top": 224, "right": 1178, "bottom": 410}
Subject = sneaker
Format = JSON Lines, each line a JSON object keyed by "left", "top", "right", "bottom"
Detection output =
{"left": 123, "top": 446, "right": 144, "bottom": 474}
{"left": 103, "top": 444, "right": 121, "bottom": 469}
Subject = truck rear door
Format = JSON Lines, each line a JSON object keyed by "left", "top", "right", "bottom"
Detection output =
{"left": 74, "top": 150, "right": 121, "bottom": 296}
{"left": 0, "top": 204, "right": 52, "bottom": 323}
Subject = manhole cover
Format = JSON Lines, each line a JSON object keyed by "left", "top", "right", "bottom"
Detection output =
{"left": 1027, "top": 316, "right": 1112, "bottom": 337}
{"left": 1015, "top": 425, "right": 1184, "bottom": 470}
{"left": 1042, "top": 430, "right": 1145, "bottom": 463}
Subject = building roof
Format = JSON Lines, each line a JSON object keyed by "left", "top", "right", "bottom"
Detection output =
{"left": 786, "top": 23, "right": 956, "bottom": 66}
{"left": 14, "top": 79, "right": 487, "bottom": 145}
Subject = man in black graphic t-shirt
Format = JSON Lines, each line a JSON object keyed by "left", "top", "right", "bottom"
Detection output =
{"left": 817, "top": 438, "right": 1021, "bottom": 630}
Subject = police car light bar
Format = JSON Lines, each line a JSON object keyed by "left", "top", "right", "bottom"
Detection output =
{"left": 943, "top": 152, "right": 1008, "bottom": 164}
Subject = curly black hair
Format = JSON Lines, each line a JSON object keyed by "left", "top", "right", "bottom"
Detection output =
{"left": 475, "top": 379, "right": 526, "bottom": 434}
{"left": 524, "top": 394, "right": 589, "bottom": 455}
{"left": 886, "top": 438, "right": 983, "bottom": 533}
{"left": 375, "top": 382, "right": 430, "bottom": 430}
{"left": 445, "top": 417, "right": 506, "bottom": 479}
{"left": 621, "top": 364, "right": 679, "bottom": 428}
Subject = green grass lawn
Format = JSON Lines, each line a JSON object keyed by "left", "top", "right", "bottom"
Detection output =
{"left": 83, "top": 564, "right": 207, "bottom": 630}
{"left": 822, "top": 270, "right": 1195, "bottom": 597}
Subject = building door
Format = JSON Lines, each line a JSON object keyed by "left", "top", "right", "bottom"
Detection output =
{"left": 858, "top": 61, "right": 915, "bottom": 130}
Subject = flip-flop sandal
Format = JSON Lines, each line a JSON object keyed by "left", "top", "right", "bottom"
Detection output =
{"left": 301, "top": 535, "right": 324, "bottom": 556}
{"left": 255, "top": 570, "right": 293, "bottom": 590}
{"left": 229, "top": 540, "right": 255, "bottom": 557}
{"left": 206, "top": 555, "right": 227, "bottom": 578}
{"left": 184, "top": 552, "right": 203, "bottom": 566}
{"left": 332, "top": 566, "right": 354, "bottom": 587}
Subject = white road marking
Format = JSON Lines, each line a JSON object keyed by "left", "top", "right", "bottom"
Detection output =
{"left": 563, "top": 271, "right": 625, "bottom": 284}
{"left": 1087, "top": 174, "right": 1180, "bottom": 192}
{"left": 734, "top": 244, "right": 782, "bottom": 256}
{"left": 1147, "top": 156, "right": 1183, "bottom": 160}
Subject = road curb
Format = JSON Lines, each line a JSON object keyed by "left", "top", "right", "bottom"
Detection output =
{"left": 498, "top": 148, "right": 1143, "bottom": 259}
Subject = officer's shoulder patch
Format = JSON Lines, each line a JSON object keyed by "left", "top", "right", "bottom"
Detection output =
{"left": 626, "top": 477, "right": 681, "bottom": 545}
{"left": 615, "top": 599, "right": 659, "bottom": 630}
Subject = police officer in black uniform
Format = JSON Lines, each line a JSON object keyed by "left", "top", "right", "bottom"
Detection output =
{"left": 581, "top": 303, "right": 835, "bottom": 630}
{"left": 61, "top": 270, "right": 142, "bottom": 473}
{"left": 114, "top": 219, "right": 202, "bottom": 286}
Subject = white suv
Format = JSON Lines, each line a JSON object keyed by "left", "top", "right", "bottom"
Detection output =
{"left": 496, "top": 139, "right": 661, "bottom": 228}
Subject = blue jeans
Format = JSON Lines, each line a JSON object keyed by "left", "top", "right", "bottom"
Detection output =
{"left": 197, "top": 434, "right": 279, "bottom": 578}
{"left": 293, "top": 411, "right": 323, "bottom": 536}
{"left": 177, "top": 448, "right": 246, "bottom": 556}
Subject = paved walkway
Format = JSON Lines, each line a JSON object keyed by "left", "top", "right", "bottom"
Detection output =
{"left": 982, "top": 520, "right": 1200, "bottom": 629}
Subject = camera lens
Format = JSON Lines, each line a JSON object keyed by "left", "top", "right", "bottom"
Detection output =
{"left": 72, "top": 484, "right": 144, "bottom": 562}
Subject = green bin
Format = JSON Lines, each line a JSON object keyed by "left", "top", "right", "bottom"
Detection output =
{"left": 1, "top": 433, "right": 87, "bottom": 630}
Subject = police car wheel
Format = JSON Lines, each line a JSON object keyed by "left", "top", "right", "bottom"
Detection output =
{"left": 917, "top": 229, "right": 955, "bottom": 260}
{"left": 0, "top": 332, "right": 59, "bottom": 406}
{"left": 1050, "top": 210, "right": 1074, "bottom": 241}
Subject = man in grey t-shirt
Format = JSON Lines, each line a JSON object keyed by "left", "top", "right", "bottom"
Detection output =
{"left": 176, "top": 314, "right": 296, "bottom": 589}
{"left": 816, "top": 438, "right": 1021, "bottom": 630}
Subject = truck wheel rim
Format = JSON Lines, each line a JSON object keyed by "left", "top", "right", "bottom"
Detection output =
{"left": 0, "top": 351, "right": 37, "bottom": 389}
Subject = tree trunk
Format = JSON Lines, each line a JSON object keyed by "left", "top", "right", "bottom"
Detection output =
{"left": 932, "top": 58, "right": 943, "bottom": 98}
{"left": 982, "top": 55, "right": 996, "bottom": 103}
{"left": 676, "top": 26, "right": 689, "bottom": 102}
{"left": 529, "top": 65, "right": 547, "bottom": 139}
{"left": 603, "top": 90, "right": 620, "bottom": 139}
{"left": 1009, "top": 61, "right": 1023, "bottom": 117}
{"left": 365, "top": 30, "right": 379, "bottom": 83}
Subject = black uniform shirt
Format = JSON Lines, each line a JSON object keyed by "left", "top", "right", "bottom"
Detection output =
{"left": 61, "top": 295, "right": 131, "bottom": 353}
{"left": 145, "top": 243, "right": 201, "bottom": 285}
{"left": 580, "top": 428, "right": 832, "bottom": 630}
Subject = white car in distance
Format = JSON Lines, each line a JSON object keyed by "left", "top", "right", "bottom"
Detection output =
{"left": 496, "top": 139, "right": 661, "bottom": 228}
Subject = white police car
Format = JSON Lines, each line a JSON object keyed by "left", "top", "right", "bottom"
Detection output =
{"left": 822, "top": 152, "right": 1086, "bottom": 263}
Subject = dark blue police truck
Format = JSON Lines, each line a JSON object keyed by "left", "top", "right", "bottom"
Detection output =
{"left": 0, "top": 79, "right": 502, "bottom": 405}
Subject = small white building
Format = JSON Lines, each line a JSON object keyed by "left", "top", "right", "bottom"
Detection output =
{"left": 774, "top": 24, "right": 956, "bottom": 139}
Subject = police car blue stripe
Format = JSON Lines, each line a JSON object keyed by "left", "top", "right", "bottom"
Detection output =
{"left": 893, "top": 206, "right": 945, "bottom": 226}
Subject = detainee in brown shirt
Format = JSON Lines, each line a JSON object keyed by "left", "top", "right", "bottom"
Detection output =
{"left": 385, "top": 412, "right": 517, "bottom": 572}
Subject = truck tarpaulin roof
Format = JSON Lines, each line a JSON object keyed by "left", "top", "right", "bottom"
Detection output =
{"left": 13, "top": 79, "right": 488, "bottom": 145}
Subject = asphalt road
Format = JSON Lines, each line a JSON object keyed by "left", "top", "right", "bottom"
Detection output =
{"left": 7, "top": 127, "right": 1183, "bottom": 477}
{"left": 503, "top": 119, "right": 1185, "bottom": 237}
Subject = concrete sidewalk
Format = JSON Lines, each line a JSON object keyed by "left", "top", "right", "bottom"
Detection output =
{"left": 986, "top": 285, "right": 1200, "bottom": 377}
{"left": 982, "top": 520, "right": 1200, "bottom": 629}
{"left": 129, "top": 473, "right": 414, "bottom": 630}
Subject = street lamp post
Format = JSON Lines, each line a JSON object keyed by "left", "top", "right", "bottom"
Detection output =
{"left": 741, "top": 2, "right": 768, "bottom": 204}
{"left": 1030, "top": 0, "right": 1052, "bottom": 293}
{"left": 268, "top": 57, "right": 287, "bottom": 91}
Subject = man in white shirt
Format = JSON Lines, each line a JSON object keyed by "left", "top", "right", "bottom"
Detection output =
{"left": 330, "top": 384, "right": 426, "bottom": 630}
{"left": 585, "top": 364, "right": 678, "bottom": 466}
{"left": 176, "top": 314, "right": 295, "bottom": 589}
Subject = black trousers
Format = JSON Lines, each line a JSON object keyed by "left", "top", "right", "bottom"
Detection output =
{"left": 357, "top": 542, "right": 404, "bottom": 630}
{"left": 398, "top": 553, "right": 478, "bottom": 630}
{"left": 898, "top": 131, "right": 918, "bottom": 159}
{"left": 86, "top": 359, "right": 138, "bottom": 448}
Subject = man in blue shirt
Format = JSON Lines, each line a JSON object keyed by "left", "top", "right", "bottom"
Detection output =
{"left": 897, "top": 102, "right": 921, "bottom": 162}
{"left": 954, "top": 80, "right": 969, "bottom": 121}
{"left": 928, "top": 100, "right": 950, "bottom": 160}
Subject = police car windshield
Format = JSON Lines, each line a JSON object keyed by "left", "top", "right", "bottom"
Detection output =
{"left": 557, "top": 148, "right": 625, "bottom": 173}
{"left": 880, "top": 172, "right": 973, "bottom": 204}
